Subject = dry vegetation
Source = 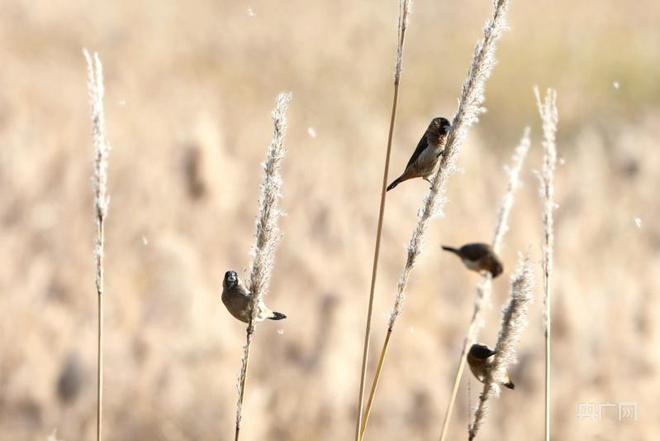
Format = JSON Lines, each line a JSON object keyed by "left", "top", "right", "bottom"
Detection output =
{"left": 0, "top": 1, "right": 659, "bottom": 440}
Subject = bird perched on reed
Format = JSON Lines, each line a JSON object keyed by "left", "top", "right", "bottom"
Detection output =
{"left": 387, "top": 117, "right": 452, "bottom": 191}
{"left": 441, "top": 243, "right": 503, "bottom": 278}
{"left": 467, "top": 343, "right": 515, "bottom": 390}
{"left": 221, "top": 270, "right": 286, "bottom": 323}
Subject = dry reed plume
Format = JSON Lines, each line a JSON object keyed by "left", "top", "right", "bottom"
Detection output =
{"left": 438, "top": 127, "right": 531, "bottom": 441}
{"left": 234, "top": 92, "right": 291, "bottom": 441}
{"left": 534, "top": 87, "right": 559, "bottom": 441}
{"left": 355, "top": 1, "right": 412, "bottom": 440}
{"left": 468, "top": 255, "right": 534, "bottom": 441}
{"left": 492, "top": 128, "right": 532, "bottom": 251}
{"left": 360, "top": 1, "right": 513, "bottom": 438}
{"left": 83, "top": 49, "right": 111, "bottom": 441}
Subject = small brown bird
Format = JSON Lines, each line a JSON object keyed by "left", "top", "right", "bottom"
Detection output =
{"left": 441, "top": 243, "right": 503, "bottom": 278}
{"left": 221, "top": 270, "right": 286, "bottom": 323}
{"left": 467, "top": 343, "right": 515, "bottom": 390}
{"left": 387, "top": 117, "right": 452, "bottom": 191}
{"left": 56, "top": 352, "right": 85, "bottom": 405}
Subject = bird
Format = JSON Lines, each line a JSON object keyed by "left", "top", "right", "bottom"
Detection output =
{"left": 387, "top": 117, "right": 452, "bottom": 191}
{"left": 441, "top": 243, "right": 503, "bottom": 278}
{"left": 56, "top": 352, "right": 85, "bottom": 405}
{"left": 221, "top": 270, "right": 286, "bottom": 323}
{"left": 467, "top": 343, "right": 515, "bottom": 390}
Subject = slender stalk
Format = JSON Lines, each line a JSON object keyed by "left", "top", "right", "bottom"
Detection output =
{"left": 359, "top": 329, "right": 392, "bottom": 440}
{"left": 544, "top": 288, "right": 550, "bottom": 441}
{"left": 233, "top": 92, "right": 291, "bottom": 441}
{"left": 545, "top": 311, "right": 550, "bottom": 441}
{"left": 96, "top": 224, "right": 104, "bottom": 441}
{"left": 354, "top": 2, "right": 411, "bottom": 440}
{"left": 534, "top": 87, "right": 558, "bottom": 441}
{"left": 438, "top": 339, "right": 467, "bottom": 441}
{"left": 360, "top": 1, "right": 513, "bottom": 437}
{"left": 438, "top": 128, "right": 530, "bottom": 441}
{"left": 84, "top": 49, "right": 110, "bottom": 441}
{"left": 235, "top": 323, "right": 254, "bottom": 441}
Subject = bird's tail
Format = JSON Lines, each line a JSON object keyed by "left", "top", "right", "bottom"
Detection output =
{"left": 441, "top": 245, "right": 461, "bottom": 255}
{"left": 386, "top": 175, "right": 405, "bottom": 192}
{"left": 504, "top": 380, "right": 515, "bottom": 390}
{"left": 269, "top": 311, "right": 287, "bottom": 320}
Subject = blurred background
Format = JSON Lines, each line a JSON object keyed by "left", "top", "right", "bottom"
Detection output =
{"left": 1, "top": 0, "right": 659, "bottom": 440}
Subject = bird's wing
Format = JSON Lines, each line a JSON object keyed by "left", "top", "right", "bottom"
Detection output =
{"left": 460, "top": 243, "right": 491, "bottom": 261}
{"left": 468, "top": 358, "right": 486, "bottom": 383}
{"left": 405, "top": 133, "right": 429, "bottom": 169}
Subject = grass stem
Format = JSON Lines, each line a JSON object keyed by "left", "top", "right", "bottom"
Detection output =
{"left": 534, "top": 87, "right": 558, "bottom": 441}
{"left": 359, "top": 328, "right": 392, "bottom": 440}
{"left": 354, "top": 2, "right": 411, "bottom": 440}
{"left": 84, "top": 49, "right": 110, "bottom": 441}
{"left": 233, "top": 92, "right": 291, "bottom": 441}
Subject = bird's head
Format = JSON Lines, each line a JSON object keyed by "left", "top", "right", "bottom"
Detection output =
{"left": 491, "top": 260, "right": 504, "bottom": 278}
{"left": 469, "top": 343, "right": 497, "bottom": 360}
{"left": 429, "top": 117, "right": 451, "bottom": 136}
{"left": 223, "top": 270, "right": 239, "bottom": 289}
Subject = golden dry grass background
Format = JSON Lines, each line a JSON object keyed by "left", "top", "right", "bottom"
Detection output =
{"left": 1, "top": 0, "right": 659, "bottom": 440}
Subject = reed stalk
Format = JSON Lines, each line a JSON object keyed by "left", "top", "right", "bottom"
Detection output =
{"left": 234, "top": 92, "right": 291, "bottom": 441}
{"left": 84, "top": 49, "right": 111, "bottom": 441}
{"left": 354, "top": 2, "right": 412, "bottom": 440}
{"left": 534, "top": 87, "right": 558, "bottom": 441}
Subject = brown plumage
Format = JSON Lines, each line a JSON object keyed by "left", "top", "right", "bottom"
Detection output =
{"left": 387, "top": 117, "right": 452, "bottom": 191}
{"left": 467, "top": 344, "right": 515, "bottom": 390}
{"left": 441, "top": 243, "right": 503, "bottom": 278}
{"left": 56, "top": 352, "right": 85, "bottom": 405}
{"left": 221, "top": 270, "right": 286, "bottom": 323}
